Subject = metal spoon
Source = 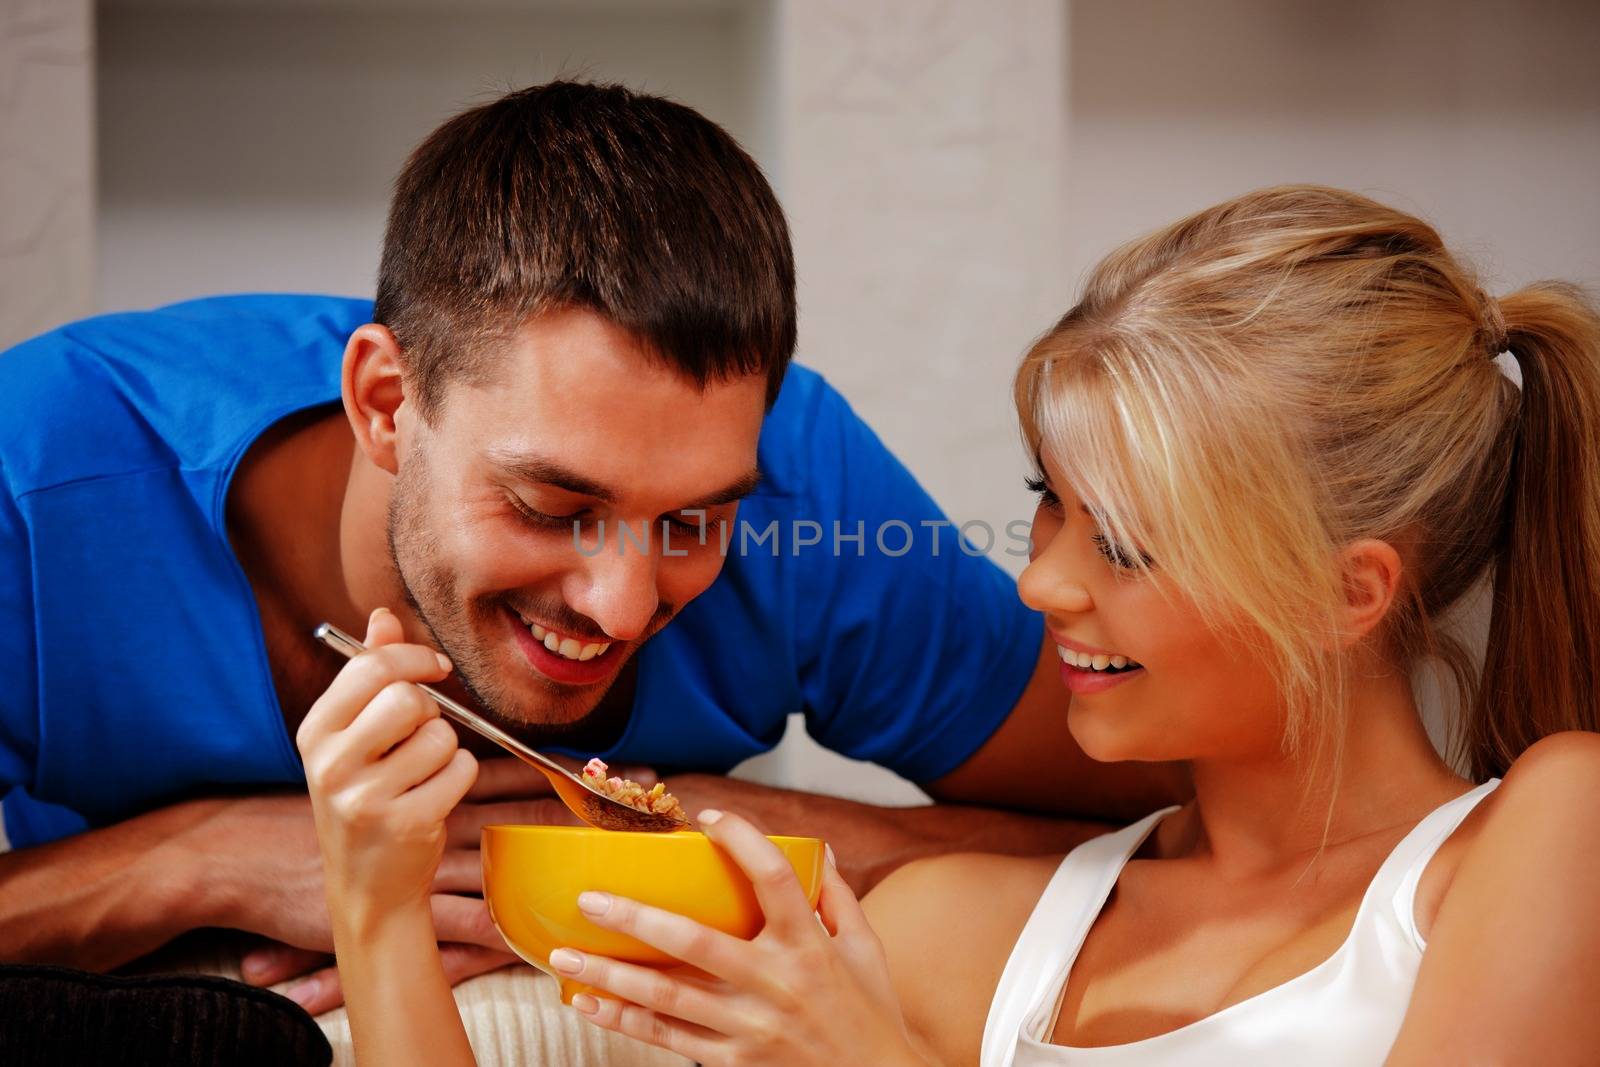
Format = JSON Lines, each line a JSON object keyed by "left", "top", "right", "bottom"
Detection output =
{"left": 313, "top": 622, "right": 688, "bottom": 833}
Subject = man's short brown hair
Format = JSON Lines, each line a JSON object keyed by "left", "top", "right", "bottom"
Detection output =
{"left": 374, "top": 81, "right": 796, "bottom": 415}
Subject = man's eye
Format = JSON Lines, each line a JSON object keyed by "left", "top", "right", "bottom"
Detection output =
{"left": 1025, "top": 475, "right": 1062, "bottom": 511}
{"left": 508, "top": 495, "right": 582, "bottom": 530}
{"left": 1092, "top": 532, "right": 1152, "bottom": 571}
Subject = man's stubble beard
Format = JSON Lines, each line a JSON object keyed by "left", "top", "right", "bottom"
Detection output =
{"left": 384, "top": 446, "right": 616, "bottom": 741}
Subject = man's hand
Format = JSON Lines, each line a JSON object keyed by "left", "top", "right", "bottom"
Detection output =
{"left": 222, "top": 762, "right": 576, "bottom": 1012}
{"left": 211, "top": 785, "right": 528, "bottom": 1013}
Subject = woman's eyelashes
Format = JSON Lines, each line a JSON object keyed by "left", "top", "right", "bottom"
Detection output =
{"left": 1092, "top": 531, "right": 1153, "bottom": 571}
{"left": 1025, "top": 475, "right": 1061, "bottom": 510}
{"left": 1027, "top": 474, "right": 1154, "bottom": 571}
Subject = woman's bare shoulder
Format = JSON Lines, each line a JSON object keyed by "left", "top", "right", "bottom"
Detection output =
{"left": 1417, "top": 731, "right": 1600, "bottom": 937}
{"left": 863, "top": 852, "right": 1063, "bottom": 1065}
{"left": 1387, "top": 731, "right": 1600, "bottom": 1063}
{"left": 1455, "top": 729, "right": 1600, "bottom": 865}
{"left": 865, "top": 851, "right": 1062, "bottom": 937}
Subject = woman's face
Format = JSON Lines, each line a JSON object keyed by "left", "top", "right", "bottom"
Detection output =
{"left": 1017, "top": 456, "right": 1287, "bottom": 766}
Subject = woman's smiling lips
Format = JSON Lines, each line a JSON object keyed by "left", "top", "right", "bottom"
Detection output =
{"left": 505, "top": 606, "right": 623, "bottom": 685}
{"left": 1049, "top": 631, "right": 1146, "bottom": 695}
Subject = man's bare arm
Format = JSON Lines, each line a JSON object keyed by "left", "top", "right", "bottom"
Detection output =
{"left": 0, "top": 786, "right": 525, "bottom": 991}
{"left": 658, "top": 772, "right": 1112, "bottom": 895}
{"left": 0, "top": 797, "right": 229, "bottom": 969}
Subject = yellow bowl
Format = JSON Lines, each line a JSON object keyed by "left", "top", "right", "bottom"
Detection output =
{"left": 482, "top": 825, "right": 825, "bottom": 1004}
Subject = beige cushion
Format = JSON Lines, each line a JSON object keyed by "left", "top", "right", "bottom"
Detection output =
{"left": 135, "top": 933, "right": 690, "bottom": 1067}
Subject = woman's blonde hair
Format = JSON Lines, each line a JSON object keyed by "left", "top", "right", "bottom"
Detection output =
{"left": 1017, "top": 185, "right": 1600, "bottom": 780}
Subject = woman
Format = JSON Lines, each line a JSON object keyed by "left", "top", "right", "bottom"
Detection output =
{"left": 298, "top": 186, "right": 1600, "bottom": 1065}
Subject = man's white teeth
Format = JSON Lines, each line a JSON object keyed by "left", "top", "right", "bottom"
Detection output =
{"left": 528, "top": 621, "right": 610, "bottom": 662}
{"left": 1057, "top": 646, "right": 1138, "bottom": 672}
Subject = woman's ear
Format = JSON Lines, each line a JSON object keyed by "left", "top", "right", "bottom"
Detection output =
{"left": 1337, "top": 538, "right": 1405, "bottom": 646}
{"left": 342, "top": 323, "right": 409, "bottom": 475}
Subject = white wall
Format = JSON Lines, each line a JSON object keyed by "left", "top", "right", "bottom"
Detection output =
{"left": 1065, "top": 0, "right": 1600, "bottom": 295}
{"left": 0, "top": 0, "right": 94, "bottom": 351}
{"left": 97, "top": 0, "right": 768, "bottom": 312}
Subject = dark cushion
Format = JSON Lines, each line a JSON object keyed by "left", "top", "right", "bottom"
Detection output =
{"left": 0, "top": 964, "right": 332, "bottom": 1067}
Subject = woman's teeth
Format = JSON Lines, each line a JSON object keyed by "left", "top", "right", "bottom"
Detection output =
{"left": 1057, "top": 646, "right": 1140, "bottom": 673}
{"left": 528, "top": 622, "right": 611, "bottom": 662}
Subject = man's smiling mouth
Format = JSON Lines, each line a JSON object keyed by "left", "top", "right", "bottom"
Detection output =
{"left": 512, "top": 609, "right": 613, "bottom": 662}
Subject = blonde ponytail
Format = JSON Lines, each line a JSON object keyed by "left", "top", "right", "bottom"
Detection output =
{"left": 1472, "top": 284, "right": 1600, "bottom": 777}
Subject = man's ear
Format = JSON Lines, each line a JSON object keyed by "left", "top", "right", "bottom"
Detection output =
{"left": 1336, "top": 538, "right": 1405, "bottom": 647}
{"left": 342, "top": 323, "right": 410, "bottom": 475}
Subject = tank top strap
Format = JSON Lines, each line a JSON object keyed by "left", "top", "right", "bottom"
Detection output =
{"left": 979, "top": 805, "right": 1180, "bottom": 1067}
{"left": 1379, "top": 778, "right": 1501, "bottom": 953}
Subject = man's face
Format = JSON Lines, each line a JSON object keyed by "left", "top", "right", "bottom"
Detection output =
{"left": 387, "top": 307, "right": 767, "bottom": 734}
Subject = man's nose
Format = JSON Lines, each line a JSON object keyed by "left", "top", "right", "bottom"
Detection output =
{"left": 565, "top": 529, "right": 662, "bottom": 642}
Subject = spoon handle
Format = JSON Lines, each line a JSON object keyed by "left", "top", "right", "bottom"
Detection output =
{"left": 312, "top": 622, "right": 573, "bottom": 781}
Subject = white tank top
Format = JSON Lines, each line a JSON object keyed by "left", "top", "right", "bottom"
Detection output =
{"left": 980, "top": 779, "right": 1499, "bottom": 1067}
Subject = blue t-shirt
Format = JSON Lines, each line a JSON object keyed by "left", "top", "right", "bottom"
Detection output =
{"left": 0, "top": 295, "right": 1041, "bottom": 848}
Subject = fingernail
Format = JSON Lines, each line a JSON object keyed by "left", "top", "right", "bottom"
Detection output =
{"left": 241, "top": 952, "right": 273, "bottom": 981}
{"left": 549, "top": 948, "right": 584, "bottom": 974}
{"left": 286, "top": 979, "right": 318, "bottom": 1008}
{"left": 373, "top": 606, "right": 390, "bottom": 618}
{"left": 577, "top": 891, "right": 611, "bottom": 916}
{"left": 697, "top": 809, "right": 723, "bottom": 826}
{"left": 825, "top": 843, "right": 837, "bottom": 869}
{"left": 572, "top": 993, "right": 599, "bottom": 1015}
{"left": 436, "top": 653, "right": 453, "bottom": 672}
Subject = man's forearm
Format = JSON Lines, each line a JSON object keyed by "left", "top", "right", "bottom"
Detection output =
{"left": 0, "top": 798, "right": 229, "bottom": 969}
{"left": 665, "top": 774, "right": 1112, "bottom": 894}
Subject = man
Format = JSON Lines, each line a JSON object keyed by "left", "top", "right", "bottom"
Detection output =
{"left": 0, "top": 82, "right": 1177, "bottom": 1014}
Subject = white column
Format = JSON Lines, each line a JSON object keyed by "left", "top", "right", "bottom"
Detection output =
{"left": 773, "top": 0, "right": 1071, "bottom": 558}
{"left": 730, "top": 0, "right": 1071, "bottom": 804}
